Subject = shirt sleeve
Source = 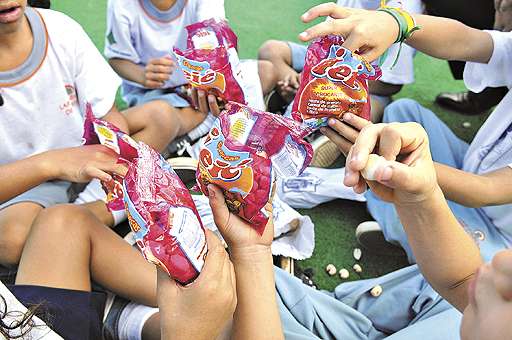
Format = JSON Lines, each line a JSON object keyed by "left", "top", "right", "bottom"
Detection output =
{"left": 196, "top": 0, "right": 225, "bottom": 21}
{"left": 464, "top": 30, "right": 512, "bottom": 92}
{"left": 72, "top": 22, "right": 121, "bottom": 118}
{"left": 104, "top": 0, "right": 141, "bottom": 64}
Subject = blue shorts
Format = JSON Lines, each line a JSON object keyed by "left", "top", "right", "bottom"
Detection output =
{"left": 123, "top": 88, "right": 190, "bottom": 109}
{"left": 0, "top": 181, "right": 71, "bottom": 211}
{"left": 287, "top": 41, "right": 307, "bottom": 73}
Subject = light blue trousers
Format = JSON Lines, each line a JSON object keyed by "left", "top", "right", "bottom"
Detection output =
{"left": 366, "top": 99, "right": 509, "bottom": 263}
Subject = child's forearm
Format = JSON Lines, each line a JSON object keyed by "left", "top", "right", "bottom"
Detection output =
{"left": 231, "top": 248, "right": 284, "bottom": 340}
{"left": 435, "top": 163, "right": 512, "bottom": 207}
{"left": 406, "top": 14, "right": 494, "bottom": 63}
{"left": 396, "top": 185, "right": 482, "bottom": 312}
{"left": 0, "top": 153, "right": 57, "bottom": 203}
{"left": 108, "top": 58, "right": 146, "bottom": 86}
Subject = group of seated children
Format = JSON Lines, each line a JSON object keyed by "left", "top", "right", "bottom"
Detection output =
{"left": 0, "top": 0, "right": 511, "bottom": 340}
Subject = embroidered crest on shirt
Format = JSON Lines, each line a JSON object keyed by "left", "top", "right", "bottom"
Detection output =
{"left": 60, "top": 84, "right": 78, "bottom": 115}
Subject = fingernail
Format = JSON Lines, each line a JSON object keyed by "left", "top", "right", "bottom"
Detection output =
{"left": 380, "top": 166, "right": 393, "bottom": 181}
{"left": 350, "top": 153, "right": 360, "bottom": 165}
{"left": 345, "top": 168, "right": 352, "bottom": 178}
{"left": 328, "top": 118, "right": 336, "bottom": 126}
{"left": 299, "top": 31, "right": 309, "bottom": 39}
{"left": 343, "top": 112, "right": 352, "bottom": 121}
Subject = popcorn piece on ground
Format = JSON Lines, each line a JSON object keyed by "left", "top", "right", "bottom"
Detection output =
{"left": 370, "top": 285, "right": 383, "bottom": 297}
{"left": 353, "top": 264, "right": 362, "bottom": 273}
{"left": 325, "top": 264, "right": 337, "bottom": 276}
{"left": 353, "top": 248, "right": 362, "bottom": 261}
{"left": 360, "top": 154, "right": 389, "bottom": 181}
{"left": 339, "top": 268, "right": 350, "bottom": 279}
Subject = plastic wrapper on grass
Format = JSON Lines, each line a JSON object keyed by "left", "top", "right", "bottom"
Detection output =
{"left": 123, "top": 143, "right": 207, "bottom": 285}
{"left": 82, "top": 103, "right": 139, "bottom": 212}
{"left": 174, "top": 18, "right": 246, "bottom": 104}
{"left": 292, "top": 35, "right": 381, "bottom": 129}
{"left": 195, "top": 102, "right": 313, "bottom": 235}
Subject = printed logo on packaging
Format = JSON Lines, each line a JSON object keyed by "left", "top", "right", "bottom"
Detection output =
{"left": 174, "top": 54, "right": 226, "bottom": 93}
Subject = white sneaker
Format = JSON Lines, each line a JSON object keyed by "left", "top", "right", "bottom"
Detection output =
{"left": 355, "top": 221, "right": 405, "bottom": 256}
{"left": 310, "top": 135, "right": 341, "bottom": 168}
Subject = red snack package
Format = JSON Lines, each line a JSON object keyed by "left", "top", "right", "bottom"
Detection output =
{"left": 195, "top": 102, "right": 313, "bottom": 235}
{"left": 292, "top": 35, "right": 382, "bottom": 129}
{"left": 82, "top": 104, "right": 139, "bottom": 211}
{"left": 173, "top": 19, "right": 246, "bottom": 104}
{"left": 123, "top": 143, "right": 208, "bottom": 285}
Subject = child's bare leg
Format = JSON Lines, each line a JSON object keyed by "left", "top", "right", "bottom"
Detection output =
{"left": 258, "top": 60, "right": 278, "bottom": 96}
{"left": 258, "top": 40, "right": 296, "bottom": 81}
{"left": 0, "top": 202, "right": 42, "bottom": 267}
{"left": 16, "top": 204, "right": 157, "bottom": 307}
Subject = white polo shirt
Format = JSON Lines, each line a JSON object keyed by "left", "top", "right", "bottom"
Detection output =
{"left": 0, "top": 7, "right": 121, "bottom": 165}
{"left": 463, "top": 30, "right": 512, "bottom": 241}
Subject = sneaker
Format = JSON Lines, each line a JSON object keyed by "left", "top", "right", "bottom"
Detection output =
{"left": 355, "top": 221, "right": 406, "bottom": 256}
{"left": 103, "top": 294, "right": 130, "bottom": 340}
{"left": 310, "top": 135, "right": 341, "bottom": 168}
{"left": 167, "top": 157, "right": 198, "bottom": 187}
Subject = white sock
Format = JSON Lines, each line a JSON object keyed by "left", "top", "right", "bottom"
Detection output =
{"left": 117, "top": 302, "right": 159, "bottom": 340}
{"left": 187, "top": 113, "right": 216, "bottom": 140}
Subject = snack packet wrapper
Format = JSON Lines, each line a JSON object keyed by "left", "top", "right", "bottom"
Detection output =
{"left": 173, "top": 18, "right": 246, "bottom": 104}
{"left": 292, "top": 35, "right": 382, "bottom": 129}
{"left": 82, "top": 104, "right": 139, "bottom": 211}
{"left": 123, "top": 143, "right": 208, "bottom": 285}
{"left": 195, "top": 102, "right": 313, "bottom": 235}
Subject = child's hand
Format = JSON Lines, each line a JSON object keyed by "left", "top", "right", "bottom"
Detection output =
{"left": 320, "top": 112, "right": 372, "bottom": 156}
{"left": 191, "top": 88, "right": 223, "bottom": 117}
{"left": 276, "top": 71, "right": 301, "bottom": 103}
{"left": 43, "top": 145, "right": 127, "bottom": 183}
{"left": 344, "top": 122, "right": 438, "bottom": 205}
{"left": 207, "top": 184, "right": 274, "bottom": 258}
{"left": 158, "top": 230, "right": 236, "bottom": 340}
{"left": 144, "top": 57, "right": 176, "bottom": 89}
{"left": 299, "top": 3, "right": 399, "bottom": 62}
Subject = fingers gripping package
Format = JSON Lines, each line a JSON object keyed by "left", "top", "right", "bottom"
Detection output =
{"left": 123, "top": 143, "right": 208, "bottom": 285}
{"left": 292, "top": 35, "right": 382, "bottom": 129}
{"left": 173, "top": 18, "right": 246, "bottom": 104}
{"left": 82, "top": 104, "right": 139, "bottom": 211}
{"left": 195, "top": 102, "right": 313, "bottom": 235}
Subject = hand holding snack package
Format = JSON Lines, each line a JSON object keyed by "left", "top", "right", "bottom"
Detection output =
{"left": 124, "top": 143, "right": 208, "bottom": 285}
{"left": 195, "top": 102, "right": 313, "bottom": 235}
{"left": 82, "top": 104, "right": 139, "bottom": 211}
{"left": 292, "top": 35, "right": 382, "bottom": 129}
{"left": 173, "top": 18, "right": 246, "bottom": 104}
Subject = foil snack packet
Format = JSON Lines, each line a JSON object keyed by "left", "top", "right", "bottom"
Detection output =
{"left": 195, "top": 102, "right": 313, "bottom": 235}
{"left": 292, "top": 35, "right": 382, "bottom": 129}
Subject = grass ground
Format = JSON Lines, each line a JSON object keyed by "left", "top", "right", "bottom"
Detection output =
{"left": 53, "top": 0, "right": 485, "bottom": 291}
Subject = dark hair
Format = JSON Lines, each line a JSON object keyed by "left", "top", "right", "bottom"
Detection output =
{"left": 0, "top": 294, "right": 43, "bottom": 339}
{"left": 28, "top": 0, "right": 51, "bottom": 9}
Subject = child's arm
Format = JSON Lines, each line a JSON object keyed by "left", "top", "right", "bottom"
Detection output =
{"left": 0, "top": 146, "right": 124, "bottom": 204}
{"left": 344, "top": 122, "right": 483, "bottom": 312}
{"left": 108, "top": 57, "right": 176, "bottom": 89}
{"left": 300, "top": 3, "right": 494, "bottom": 63}
{"left": 435, "top": 164, "right": 512, "bottom": 207}
{"left": 208, "top": 185, "right": 284, "bottom": 340}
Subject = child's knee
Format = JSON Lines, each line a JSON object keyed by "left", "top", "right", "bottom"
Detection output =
{"left": 383, "top": 98, "right": 424, "bottom": 124}
{"left": 0, "top": 221, "right": 31, "bottom": 266}
{"left": 258, "top": 40, "right": 290, "bottom": 60}
{"left": 32, "top": 204, "right": 96, "bottom": 241}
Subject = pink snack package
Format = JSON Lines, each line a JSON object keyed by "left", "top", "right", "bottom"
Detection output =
{"left": 195, "top": 102, "right": 313, "bottom": 235}
{"left": 82, "top": 104, "right": 139, "bottom": 211}
{"left": 173, "top": 18, "right": 246, "bottom": 104}
{"left": 123, "top": 143, "right": 208, "bottom": 285}
{"left": 292, "top": 35, "right": 382, "bottom": 129}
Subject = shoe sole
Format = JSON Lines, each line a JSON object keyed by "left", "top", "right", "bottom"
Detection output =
{"left": 167, "top": 157, "right": 198, "bottom": 186}
{"left": 310, "top": 135, "right": 341, "bottom": 168}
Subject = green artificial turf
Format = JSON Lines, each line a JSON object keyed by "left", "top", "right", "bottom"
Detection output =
{"left": 53, "top": 0, "right": 483, "bottom": 291}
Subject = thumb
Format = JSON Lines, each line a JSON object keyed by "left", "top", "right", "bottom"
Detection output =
{"left": 207, "top": 185, "right": 231, "bottom": 234}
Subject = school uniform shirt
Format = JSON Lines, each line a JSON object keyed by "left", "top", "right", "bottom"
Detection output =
{"left": 463, "top": 30, "right": 512, "bottom": 242}
{"left": 0, "top": 282, "right": 63, "bottom": 339}
{"left": 0, "top": 7, "right": 121, "bottom": 165}
{"left": 335, "top": 0, "right": 423, "bottom": 85}
{"left": 104, "top": 0, "right": 225, "bottom": 98}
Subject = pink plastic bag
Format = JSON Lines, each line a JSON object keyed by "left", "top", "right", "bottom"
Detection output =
{"left": 173, "top": 19, "right": 246, "bottom": 104}
{"left": 195, "top": 102, "right": 313, "bottom": 235}
{"left": 292, "top": 35, "right": 382, "bottom": 129}
{"left": 82, "top": 104, "right": 139, "bottom": 211}
{"left": 124, "top": 143, "right": 208, "bottom": 285}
